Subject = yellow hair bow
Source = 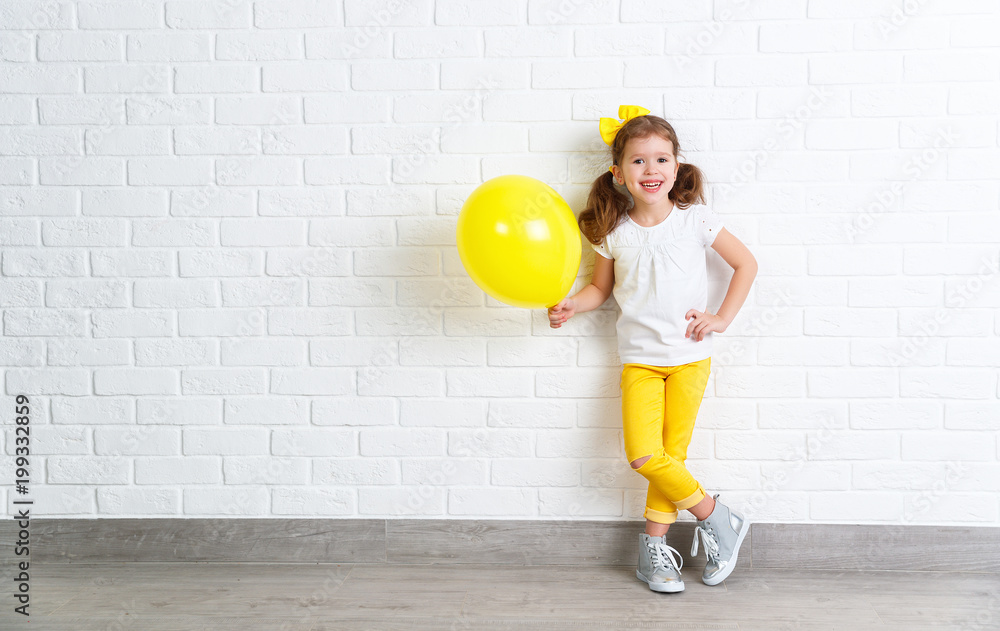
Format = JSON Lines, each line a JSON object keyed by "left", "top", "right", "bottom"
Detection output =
{"left": 601, "top": 105, "right": 650, "bottom": 174}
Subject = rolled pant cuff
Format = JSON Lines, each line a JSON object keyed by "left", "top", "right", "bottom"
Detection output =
{"left": 671, "top": 483, "right": 707, "bottom": 511}
{"left": 643, "top": 506, "right": 678, "bottom": 524}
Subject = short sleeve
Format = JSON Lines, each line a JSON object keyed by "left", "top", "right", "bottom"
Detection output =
{"left": 696, "top": 205, "right": 725, "bottom": 247}
{"left": 591, "top": 237, "right": 612, "bottom": 260}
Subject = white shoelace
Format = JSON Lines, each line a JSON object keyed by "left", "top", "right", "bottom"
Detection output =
{"left": 691, "top": 525, "right": 720, "bottom": 564}
{"left": 648, "top": 540, "right": 684, "bottom": 572}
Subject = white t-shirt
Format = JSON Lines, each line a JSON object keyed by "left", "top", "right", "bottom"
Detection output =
{"left": 591, "top": 203, "right": 725, "bottom": 367}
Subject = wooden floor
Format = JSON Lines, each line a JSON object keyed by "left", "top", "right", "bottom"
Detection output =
{"left": 17, "top": 562, "right": 999, "bottom": 630}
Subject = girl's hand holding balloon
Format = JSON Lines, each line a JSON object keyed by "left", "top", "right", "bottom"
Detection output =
{"left": 548, "top": 298, "right": 577, "bottom": 328}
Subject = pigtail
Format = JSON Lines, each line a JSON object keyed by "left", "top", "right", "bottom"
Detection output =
{"left": 670, "top": 161, "right": 707, "bottom": 209}
{"left": 579, "top": 169, "right": 629, "bottom": 246}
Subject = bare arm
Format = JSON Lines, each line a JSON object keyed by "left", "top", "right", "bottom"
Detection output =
{"left": 570, "top": 253, "right": 614, "bottom": 313}
{"left": 710, "top": 228, "right": 757, "bottom": 327}
{"left": 548, "top": 252, "right": 614, "bottom": 328}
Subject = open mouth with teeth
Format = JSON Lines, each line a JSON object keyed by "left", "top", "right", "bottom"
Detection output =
{"left": 640, "top": 181, "right": 662, "bottom": 191}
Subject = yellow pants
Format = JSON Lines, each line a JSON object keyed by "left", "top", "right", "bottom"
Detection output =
{"left": 620, "top": 357, "right": 711, "bottom": 524}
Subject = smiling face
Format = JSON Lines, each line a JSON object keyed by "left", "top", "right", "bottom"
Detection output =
{"left": 611, "top": 134, "right": 680, "bottom": 206}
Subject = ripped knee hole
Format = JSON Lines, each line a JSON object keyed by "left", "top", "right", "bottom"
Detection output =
{"left": 630, "top": 455, "right": 652, "bottom": 469}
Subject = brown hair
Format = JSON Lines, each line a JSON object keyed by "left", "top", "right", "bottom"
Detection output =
{"left": 578, "top": 114, "right": 706, "bottom": 245}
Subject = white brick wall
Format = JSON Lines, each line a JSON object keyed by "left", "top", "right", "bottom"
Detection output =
{"left": 1, "top": 1, "right": 997, "bottom": 525}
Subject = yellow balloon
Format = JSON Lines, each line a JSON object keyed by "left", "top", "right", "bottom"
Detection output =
{"left": 457, "top": 175, "right": 582, "bottom": 309}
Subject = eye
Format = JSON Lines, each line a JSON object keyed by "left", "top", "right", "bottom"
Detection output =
{"left": 658, "top": 157, "right": 668, "bottom": 162}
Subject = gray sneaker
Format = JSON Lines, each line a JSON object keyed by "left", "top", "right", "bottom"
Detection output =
{"left": 690, "top": 493, "right": 750, "bottom": 586}
{"left": 636, "top": 533, "right": 685, "bottom": 593}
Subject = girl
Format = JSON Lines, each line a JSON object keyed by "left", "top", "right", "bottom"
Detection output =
{"left": 548, "top": 105, "right": 757, "bottom": 593}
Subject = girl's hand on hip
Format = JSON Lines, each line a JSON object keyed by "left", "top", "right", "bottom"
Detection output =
{"left": 548, "top": 298, "right": 576, "bottom": 328}
{"left": 685, "top": 309, "right": 726, "bottom": 341}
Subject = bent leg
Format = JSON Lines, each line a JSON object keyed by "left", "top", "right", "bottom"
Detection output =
{"left": 644, "top": 357, "right": 712, "bottom": 517}
{"left": 621, "top": 361, "right": 708, "bottom": 524}
{"left": 633, "top": 447, "right": 706, "bottom": 512}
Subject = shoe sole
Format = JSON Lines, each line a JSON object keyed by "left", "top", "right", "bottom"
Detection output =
{"left": 636, "top": 569, "right": 685, "bottom": 593}
{"left": 702, "top": 517, "right": 751, "bottom": 586}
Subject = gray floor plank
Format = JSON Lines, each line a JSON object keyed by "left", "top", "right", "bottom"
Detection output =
{"left": 18, "top": 518, "right": 387, "bottom": 563}
{"left": 27, "top": 615, "right": 315, "bottom": 630}
{"left": 752, "top": 523, "right": 1000, "bottom": 572}
{"left": 725, "top": 566, "right": 996, "bottom": 595}
{"left": 386, "top": 519, "right": 751, "bottom": 571}
{"left": 869, "top": 588, "right": 1000, "bottom": 629}
{"left": 8, "top": 562, "right": 994, "bottom": 631}
{"left": 6, "top": 520, "right": 996, "bottom": 573}
{"left": 308, "top": 620, "right": 737, "bottom": 631}
{"left": 24, "top": 562, "right": 355, "bottom": 629}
